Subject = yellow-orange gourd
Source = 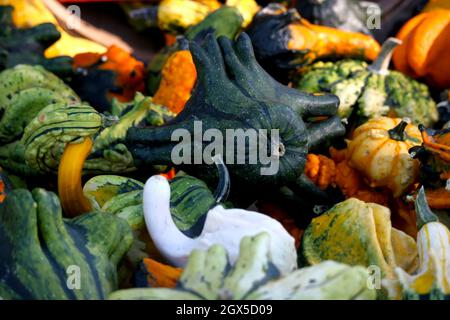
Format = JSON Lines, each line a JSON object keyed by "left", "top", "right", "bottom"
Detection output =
{"left": 393, "top": 10, "right": 450, "bottom": 89}
{"left": 153, "top": 50, "right": 197, "bottom": 114}
{"left": 347, "top": 117, "right": 422, "bottom": 198}
{"left": 58, "top": 138, "right": 93, "bottom": 217}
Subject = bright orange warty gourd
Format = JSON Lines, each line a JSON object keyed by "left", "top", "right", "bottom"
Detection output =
{"left": 305, "top": 149, "right": 389, "bottom": 207}
{"left": 393, "top": 10, "right": 450, "bottom": 89}
{"left": 152, "top": 50, "right": 197, "bottom": 114}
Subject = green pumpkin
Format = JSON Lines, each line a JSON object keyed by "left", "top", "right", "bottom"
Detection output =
{"left": 126, "top": 32, "right": 344, "bottom": 202}
{"left": 300, "top": 197, "right": 418, "bottom": 299}
{"left": 0, "top": 6, "right": 72, "bottom": 77}
{"left": 294, "top": 38, "right": 437, "bottom": 126}
{"left": 109, "top": 232, "right": 376, "bottom": 300}
{"left": 0, "top": 188, "right": 133, "bottom": 300}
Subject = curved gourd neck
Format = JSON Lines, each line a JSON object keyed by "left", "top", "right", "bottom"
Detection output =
{"left": 415, "top": 187, "right": 439, "bottom": 230}
{"left": 368, "top": 38, "right": 402, "bottom": 75}
{"left": 143, "top": 176, "right": 196, "bottom": 254}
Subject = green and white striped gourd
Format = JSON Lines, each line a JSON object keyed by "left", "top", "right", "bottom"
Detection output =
{"left": 0, "top": 188, "right": 133, "bottom": 300}
{"left": 0, "top": 63, "right": 174, "bottom": 177}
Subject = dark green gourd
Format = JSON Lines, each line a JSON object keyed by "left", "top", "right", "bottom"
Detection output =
{"left": 0, "top": 188, "right": 133, "bottom": 300}
{"left": 0, "top": 6, "right": 72, "bottom": 77}
{"left": 126, "top": 33, "right": 345, "bottom": 198}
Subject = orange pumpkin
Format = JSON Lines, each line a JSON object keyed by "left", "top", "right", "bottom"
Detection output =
{"left": 393, "top": 10, "right": 450, "bottom": 89}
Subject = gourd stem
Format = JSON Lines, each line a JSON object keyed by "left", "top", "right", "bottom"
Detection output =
{"left": 388, "top": 121, "right": 408, "bottom": 141}
{"left": 415, "top": 187, "right": 439, "bottom": 230}
{"left": 368, "top": 37, "right": 402, "bottom": 75}
{"left": 126, "top": 120, "right": 191, "bottom": 166}
{"left": 212, "top": 154, "right": 230, "bottom": 203}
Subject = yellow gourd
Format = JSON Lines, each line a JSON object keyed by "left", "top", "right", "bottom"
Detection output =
{"left": 225, "top": 0, "right": 260, "bottom": 27}
{"left": 1, "top": 0, "right": 105, "bottom": 57}
{"left": 58, "top": 138, "right": 93, "bottom": 217}
{"left": 157, "top": 0, "right": 221, "bottom": 32}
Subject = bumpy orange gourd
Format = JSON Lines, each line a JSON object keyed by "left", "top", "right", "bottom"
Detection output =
{"left": 304, "top": 154, "right": 336, "bottom": 191}
{"left": 393, "top": 10, "right": 450, "bottom": 89}
{"left": 152, "top": 50, "right": 197, "bottom": 114}
{"left": 304, "top": 149, "right": 389, "bottom": 206}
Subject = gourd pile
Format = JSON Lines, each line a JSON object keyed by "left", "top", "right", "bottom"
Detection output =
{"left": 1, "top": 0, "right": 450, "bottom": 300}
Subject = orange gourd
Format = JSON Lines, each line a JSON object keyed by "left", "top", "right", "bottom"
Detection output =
{"left": 423, "top": 0, "right": 450, "bottom": 12}
{"left": 304, "top": 154, "right": 336, "bottom": 191}
{"left": 304, "top": 149, "right": 389, "bottom": 207}
{"left": 346, "top": 118, "right": 423, "bottom": 198}
{"left": 152, "top": 50, "right": 197, "bottom": 114}
{"left": 142, "top": 258, "right": 182, "bottom": 288}
{"left": 288, "top": 18, "right": 381, "bottom": 63}
{"left": 393, "top": 10, "right": 450, "bottom": 89}
{"left": 247, "top": 4, "right": 381, "bottom": 70}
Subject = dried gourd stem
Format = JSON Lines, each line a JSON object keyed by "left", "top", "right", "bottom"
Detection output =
{"left": 388, "top": 121, "right": 408, "bottom": 141}
{"left": 368, "top": 37, "right": 402, "bottom": 75}
{"left": 42, "top": 0, "right": 133, "bottom": 52}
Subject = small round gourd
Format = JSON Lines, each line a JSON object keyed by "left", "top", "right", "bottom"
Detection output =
{"left": 347, "top": 117, "right": 422, "bottom": 197}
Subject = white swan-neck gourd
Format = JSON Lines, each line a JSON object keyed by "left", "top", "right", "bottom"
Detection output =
{"left": 143, "top": 156, "right": 297, "bottom": 275}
